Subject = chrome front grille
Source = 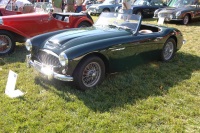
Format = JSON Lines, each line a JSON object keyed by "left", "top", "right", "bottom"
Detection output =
{"left": 158, "top": 13, "right": 171, "bottom": 18}
{"left": 38, "top": 50, "right": 60, "bottom": 66}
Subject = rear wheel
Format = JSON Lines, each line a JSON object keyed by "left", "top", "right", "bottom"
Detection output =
{"left": 161, "top": 38, "right": 176, "bottom": 61}
{"left": 78, "top": 21, "right": 92, "bottom": 28}
{"left": 182, "top": 14, "right": 190, "bottom": 25}
{"left": 0, "top": 31, "right": 15, "bottom": 56}
{"left": 73, "top": 56, "right": 105, "bottom": 90}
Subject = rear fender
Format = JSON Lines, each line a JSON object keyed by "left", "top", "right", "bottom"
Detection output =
{"left": 74, "top": 17, "right": 93, "bottom": 28}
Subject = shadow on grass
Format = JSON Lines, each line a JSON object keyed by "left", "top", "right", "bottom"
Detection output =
{"left": 34, "top": 52, "right": 200, "bottom": 112}
{"left": 0, "top": 43, "right": 28, "bottom": 65}
{"left": 164, "top": 19, "right": 200, "bottom": 26}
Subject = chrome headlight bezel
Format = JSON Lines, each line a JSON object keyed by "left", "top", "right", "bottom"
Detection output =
{"left": 176, "top": 11, "right": 181, "bottom": 17}
{"left": 25, "top": 39, "right": 32, "bottom": 51}
{"left": 59, "top": 52, "right": 68, "bottom": 66}
{"left": 154, "top": 9, "right": 159, "bottom": 15}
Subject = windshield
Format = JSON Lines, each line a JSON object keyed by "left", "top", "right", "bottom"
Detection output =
{"left": 103, "top": 0, "right": 117, "bottom": 4}
{"left": 134, "top": 0, "right": 150, "bottom": 5}
{"left": 168, "top": 0, "right": 198, "bottom": 7}
{"left": 94, "top": 12, "right": 141, "bottom": 34}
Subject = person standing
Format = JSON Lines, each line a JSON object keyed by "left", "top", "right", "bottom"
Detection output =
{"left": 13, "top": 0, "right": 32, "bottom": 12}
{"left": 60, "top": 0, "right": 66, "bottom": 12}
{"left": 65, "top": 0, "right": 75, "bottom": 12}
{"left": 121, "top": 0, "right": 132, "bottom": 14}
{"left": 75, "top": 0, "right": 84, "bottom": 13}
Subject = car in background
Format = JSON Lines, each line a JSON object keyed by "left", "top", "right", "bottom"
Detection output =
{"left": 0, "top": 12, "right": 93, "bottom": 55}
{"left": 84, "top": 0, "right": 103, "bottom": 10}
{"left": 153, "top": 0, "right": 200, "bottom": 25}
{"left": 26, "top": 12, "right": 185, "bottom": 90}
{"left": 87, "top": 0, "right": 121, "bottom": 15}
{"left": 0, "top": 1, "right": 54, "bottom": 16}
{"left": 34, "top": 2, "right": 54, "bottom": 13}
{"left": 115, "top": 0, "right": 167, "bottom": 18}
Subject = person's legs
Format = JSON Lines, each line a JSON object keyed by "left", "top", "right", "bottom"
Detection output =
{"left": 68, "top": 5, "right": 74, "bottom": 12}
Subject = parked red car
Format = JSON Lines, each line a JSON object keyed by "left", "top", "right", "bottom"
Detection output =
{"left": 0, "top": 12, "right": 93, "bottom": 55}
{"left": 0, "top": 1, "right": 53, "bottom": 16}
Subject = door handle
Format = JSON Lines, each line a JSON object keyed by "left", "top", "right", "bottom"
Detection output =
{"left": 110, "top": 47, "right": 125, "bottom": 51}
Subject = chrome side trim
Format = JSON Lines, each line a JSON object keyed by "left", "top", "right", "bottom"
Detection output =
{"left": 26, "top": 54, "right": 73, "bottom": 81}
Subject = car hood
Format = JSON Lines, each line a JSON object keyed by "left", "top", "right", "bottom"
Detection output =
{"left": 159, "top": 6, "right": 191, "bottom": 13}
{"left": 43, "top": 27, "right": 131, "bottom": 54}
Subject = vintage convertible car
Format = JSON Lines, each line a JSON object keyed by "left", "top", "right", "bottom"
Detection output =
{"left": 153, "top": 0, "right": 200, "bottom": 25}
{"left": 26, "top": 12, "right": 185, "bottom": 90}
{"left": 0, "top": 1, "right": 54, "bottom": 16}
{"left": 0, "top": 12, "right": 93, "bottom": 55}
{"left": 115, "top": 0, "right": 167, "bottom": 18}
{"left": 87, "top": 0, "right": 120, "bottom": 15}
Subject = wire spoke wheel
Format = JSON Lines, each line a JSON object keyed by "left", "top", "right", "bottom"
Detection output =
{"left": 0, "top": 35, "right": 12, "bottom": 54}
{"left": 182, "top": 15, "right": 189, "bottom": 25}
{"left": 162, "top": 39, "right": 175, "bottom": 61}
{"left": 73, "top": 56, "right": 105, "bottom": 90}
{"left": 82, "top": 62, "right": 101, "bottom": 88}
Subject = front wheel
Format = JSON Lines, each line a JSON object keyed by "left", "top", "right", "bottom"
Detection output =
{"left": 73, "top": 56, "right": 105, "bottom": 90}
{"left": 0, "top": 31, "right": 15, "bottom": 56}
{"left": 161, "top": 38, "right": 176, "bottom": 61}
{"left": 182, "top": 15, "right": 190, "bottom": 25}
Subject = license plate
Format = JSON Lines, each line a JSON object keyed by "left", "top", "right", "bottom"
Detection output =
{"left": 158, "top": 17, "right": 165, "bottom": 25}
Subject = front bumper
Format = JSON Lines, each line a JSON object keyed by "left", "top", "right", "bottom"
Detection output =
{"left": 26, "top": 54, "right": 73, "bottom": 82}
{"left": 154, "top": 14, "right": 183, "bottom": 21}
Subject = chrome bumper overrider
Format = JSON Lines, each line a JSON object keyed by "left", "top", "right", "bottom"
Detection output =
{"left": 26, "top": 54, "right": 73, "bottom": 81}
{"left": 183, "top": 40, "right": 186, "bottom": 44}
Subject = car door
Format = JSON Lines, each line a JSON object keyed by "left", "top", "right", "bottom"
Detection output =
{"left": 24, "top": 14, "right": 52, "bottom": 37}
{"left": 107, "top": 33, "right": 160, "bottom": 72}
{"left": 195, "top": 1, "right": 200, "bottom": 18}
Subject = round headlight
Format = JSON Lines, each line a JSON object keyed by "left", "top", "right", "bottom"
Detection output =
{"left": 59, "top": 52, "right": 68, "bottom": 66}
{"left": 176, "top": 11, "right": 181, "bottom": 17}
{"left": 25, "top": 39, "right": 32, "bottom": 51}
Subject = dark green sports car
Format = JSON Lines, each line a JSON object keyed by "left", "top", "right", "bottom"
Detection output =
{"left": 26, "top": 12, "right": 186, "bottom": 90}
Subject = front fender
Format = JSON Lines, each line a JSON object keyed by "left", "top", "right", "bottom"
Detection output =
{"left": 0, "top": 24, "right": 29, "bottom": 38}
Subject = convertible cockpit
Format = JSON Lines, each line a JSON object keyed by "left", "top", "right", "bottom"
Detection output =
{"left": 139, "top": 24, "right": 161, "bottom": 34}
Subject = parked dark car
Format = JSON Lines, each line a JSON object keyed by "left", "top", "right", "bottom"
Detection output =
{"left": 115, "top": 0, "right": 167, "bottom": 18}
{"left": 153, "top": 0, "right": 200, "bottom": 25}
{"left": 26, "top": 12, "right": 185, "bottom": 90}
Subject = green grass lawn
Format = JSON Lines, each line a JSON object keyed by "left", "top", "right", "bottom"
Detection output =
{"left": 0, "top": 17, "right": 200, "bottom": 132}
